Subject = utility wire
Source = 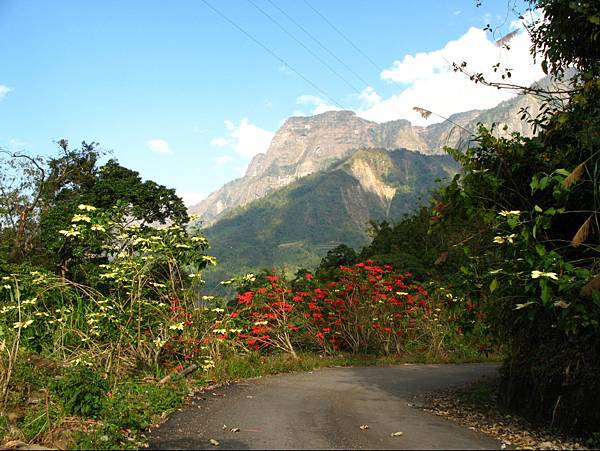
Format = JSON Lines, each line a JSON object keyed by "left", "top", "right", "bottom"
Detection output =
{"left": 264, "top": 0, "right": 373, "bottom": 90}
{"left": 246, "top": 0, "right": 361, "bottom": 95}
{"left": 302, "top": 0, "right": 385, "bottom": 74}
{"left": 199, "top": 0, "right": 347, "bottom": 110}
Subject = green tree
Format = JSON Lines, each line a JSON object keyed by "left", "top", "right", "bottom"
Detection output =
{"left": 315, "top": 244, "right": 358, "bottom": 281}
{"left": 427, "top": 0, "right": 600, "bottom": 433}
{"left": 0, "top": 140, "right": 189, "bottom": 276}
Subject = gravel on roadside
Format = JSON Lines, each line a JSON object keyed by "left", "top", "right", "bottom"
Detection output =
{"left": 410, "top": 376, "right": 589, "bottom": 450}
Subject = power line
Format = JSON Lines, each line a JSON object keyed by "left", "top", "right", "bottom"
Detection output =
{"left": 246, "top": 0, "right": 361, "bottom": 95}
{"left": 199, "top": 0, "right": 347, "bottom": 110}
{"left": 302, "top": 0, "right": 385, "bottom": 74}
{"left": 262, "top": 0, "right": 373, "bottom": 91}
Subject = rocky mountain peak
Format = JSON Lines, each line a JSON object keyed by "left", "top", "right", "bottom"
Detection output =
{"left": 190, "top": 93, "right": 542, "bottom": 225}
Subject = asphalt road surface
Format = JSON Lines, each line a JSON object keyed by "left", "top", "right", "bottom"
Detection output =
{"left": 147, "top": 363, "right": 501, "bottom": 450}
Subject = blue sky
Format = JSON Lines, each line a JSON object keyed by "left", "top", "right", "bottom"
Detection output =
{"left": 0, "top": 0, "right": 539, "bottom": 206}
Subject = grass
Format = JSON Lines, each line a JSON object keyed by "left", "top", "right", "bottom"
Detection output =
{"left": 205, "top": 350, "right": 500, "bottom": 386}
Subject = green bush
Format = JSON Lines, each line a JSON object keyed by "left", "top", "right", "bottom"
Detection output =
{"left": 53, "top": 366, "right": 109, "bottom": 418}
{"left": 101, "top": 380, "right": 187, "bottom": 431}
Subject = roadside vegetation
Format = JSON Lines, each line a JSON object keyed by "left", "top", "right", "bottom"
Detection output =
{"left": 1, "top": 0, "right": 599, "bottom": 449}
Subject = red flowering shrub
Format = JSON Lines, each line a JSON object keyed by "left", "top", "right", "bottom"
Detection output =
{"left": 300, "top": 261, "right": 433, "bottom": 354}
{"left": 224, "top": 275, "right": 305, "bottom": 357}
{"left": 214, "top": 261, "right": 482, "bottom": 357}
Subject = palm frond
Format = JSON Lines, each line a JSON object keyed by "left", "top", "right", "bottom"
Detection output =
{"left": 571, "top": 215, "right": 592, "bottom": 247}
{"left": 413, "top": 107, "right": 432, "bottom": 120}
{"left": 434, "top": 251, "right": 448, "bottom": 266}
{"left": 580, "top": 274, "right": 600, "bottom": 298}
{"left": 563, "top": 162, "right": 585, "bottom": 188}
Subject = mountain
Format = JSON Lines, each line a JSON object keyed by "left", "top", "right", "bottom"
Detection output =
{"left": 202, "top": 148, "right": 459, "bottom": 290}
{"left": 190, "top": 93, "right": 541, "bottom": 226}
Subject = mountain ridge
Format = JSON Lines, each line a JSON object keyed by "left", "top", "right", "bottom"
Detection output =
{"left": 190, "top": 93, "right": 541, "bottom": 225}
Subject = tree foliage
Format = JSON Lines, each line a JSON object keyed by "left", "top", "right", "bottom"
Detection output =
{"left": 0, "top": 140, "right": 188, "bottom": 273}
{"left": 362, "top": 0, "right": 600, "bottom": 434}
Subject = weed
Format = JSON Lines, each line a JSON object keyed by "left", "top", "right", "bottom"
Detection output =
{"left": 20, "top": 403, "right": 61, "bottom": 442}
{"left": 52, "top": 366, "right": 108, "bottom": 418}
{"left": 102, "top": 380, "right": 187, "bottom": 431}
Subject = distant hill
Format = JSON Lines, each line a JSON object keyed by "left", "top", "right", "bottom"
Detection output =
{"left": 201, "top": 148, "right": 459, "bottom": 291}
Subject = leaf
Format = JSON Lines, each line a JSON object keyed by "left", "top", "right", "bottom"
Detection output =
{"left": 489, "top": 279, "right": 499, "bottom": 293}
{"left": 580, "top": 274, "right": 600, "bottom": 298}
{"left": 535, "top": 244, "right": 546, "bottom": 257}
{"left": 540, "top": 281, "right": 552, "bottom": 305}
{"left": 230, "top": 428, "right": 240, "bottom": 433}
{"left": 391, "top": 431, "right": 404, "bottom": 437}
{"left": 209, "top": 439, "right": 220, "bottom": 446}
{"left": 359, "top": 424, "right": 369, "bottom": 430}
{"left": 571, "top": 215, "right": 592, "bottom": 247}
{"left": 563, "top": 163, "right": 585, "bottom": 188}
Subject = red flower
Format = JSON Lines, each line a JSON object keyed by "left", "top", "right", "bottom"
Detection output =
{"left": 305, "top": 273, "right": 314, "bottom": 280}
{"left": 230, "top": 312, "right": 239, "bottom": 318}
{"left": 238, "top": 291, "right": 254, "bottom": 304}
{"left": 266, "top": 275, "right": 278, "bottom": 282}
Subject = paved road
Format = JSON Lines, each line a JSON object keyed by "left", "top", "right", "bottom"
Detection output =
{"left": 147, "top": 363, "right": 501, "bottom": 450}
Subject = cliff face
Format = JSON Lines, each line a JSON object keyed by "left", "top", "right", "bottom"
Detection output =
{"left": 190, "top": 93, "right": 541, "bottom": 225}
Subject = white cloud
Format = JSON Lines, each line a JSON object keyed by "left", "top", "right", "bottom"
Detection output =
{"left": 210, "top": 118, "right": 274, "bottom": 159}
{"left": 357, "top": 26, "right": 544, "bottom": 126}
{"left": 358, "top": 87, "right": 382, "bottom": 109}
{"left": 179, "top": 191, "right": 207, "bottom": 207}
{"left": 145, "top": 139, "right": 173, "bottom": 155}
{"left": 210, "top": 137, "right": 229, "bottom": 147}
{"left": 213, "top": 155, "right": 234, "bottom": 166}
{"left": 0, "top": 85, "right": 11, "bottom": 100}
{"left": 296, "top": 95, "right": 340, "bottom": 115}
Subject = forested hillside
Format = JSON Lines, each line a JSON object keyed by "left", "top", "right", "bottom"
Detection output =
{"left": 202, "top": 149, "right": 459, "bottom": 290}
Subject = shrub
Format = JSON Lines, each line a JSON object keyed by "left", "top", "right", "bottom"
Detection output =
{"left": 52, "top": 366, "right": 109, "bottom": 418}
